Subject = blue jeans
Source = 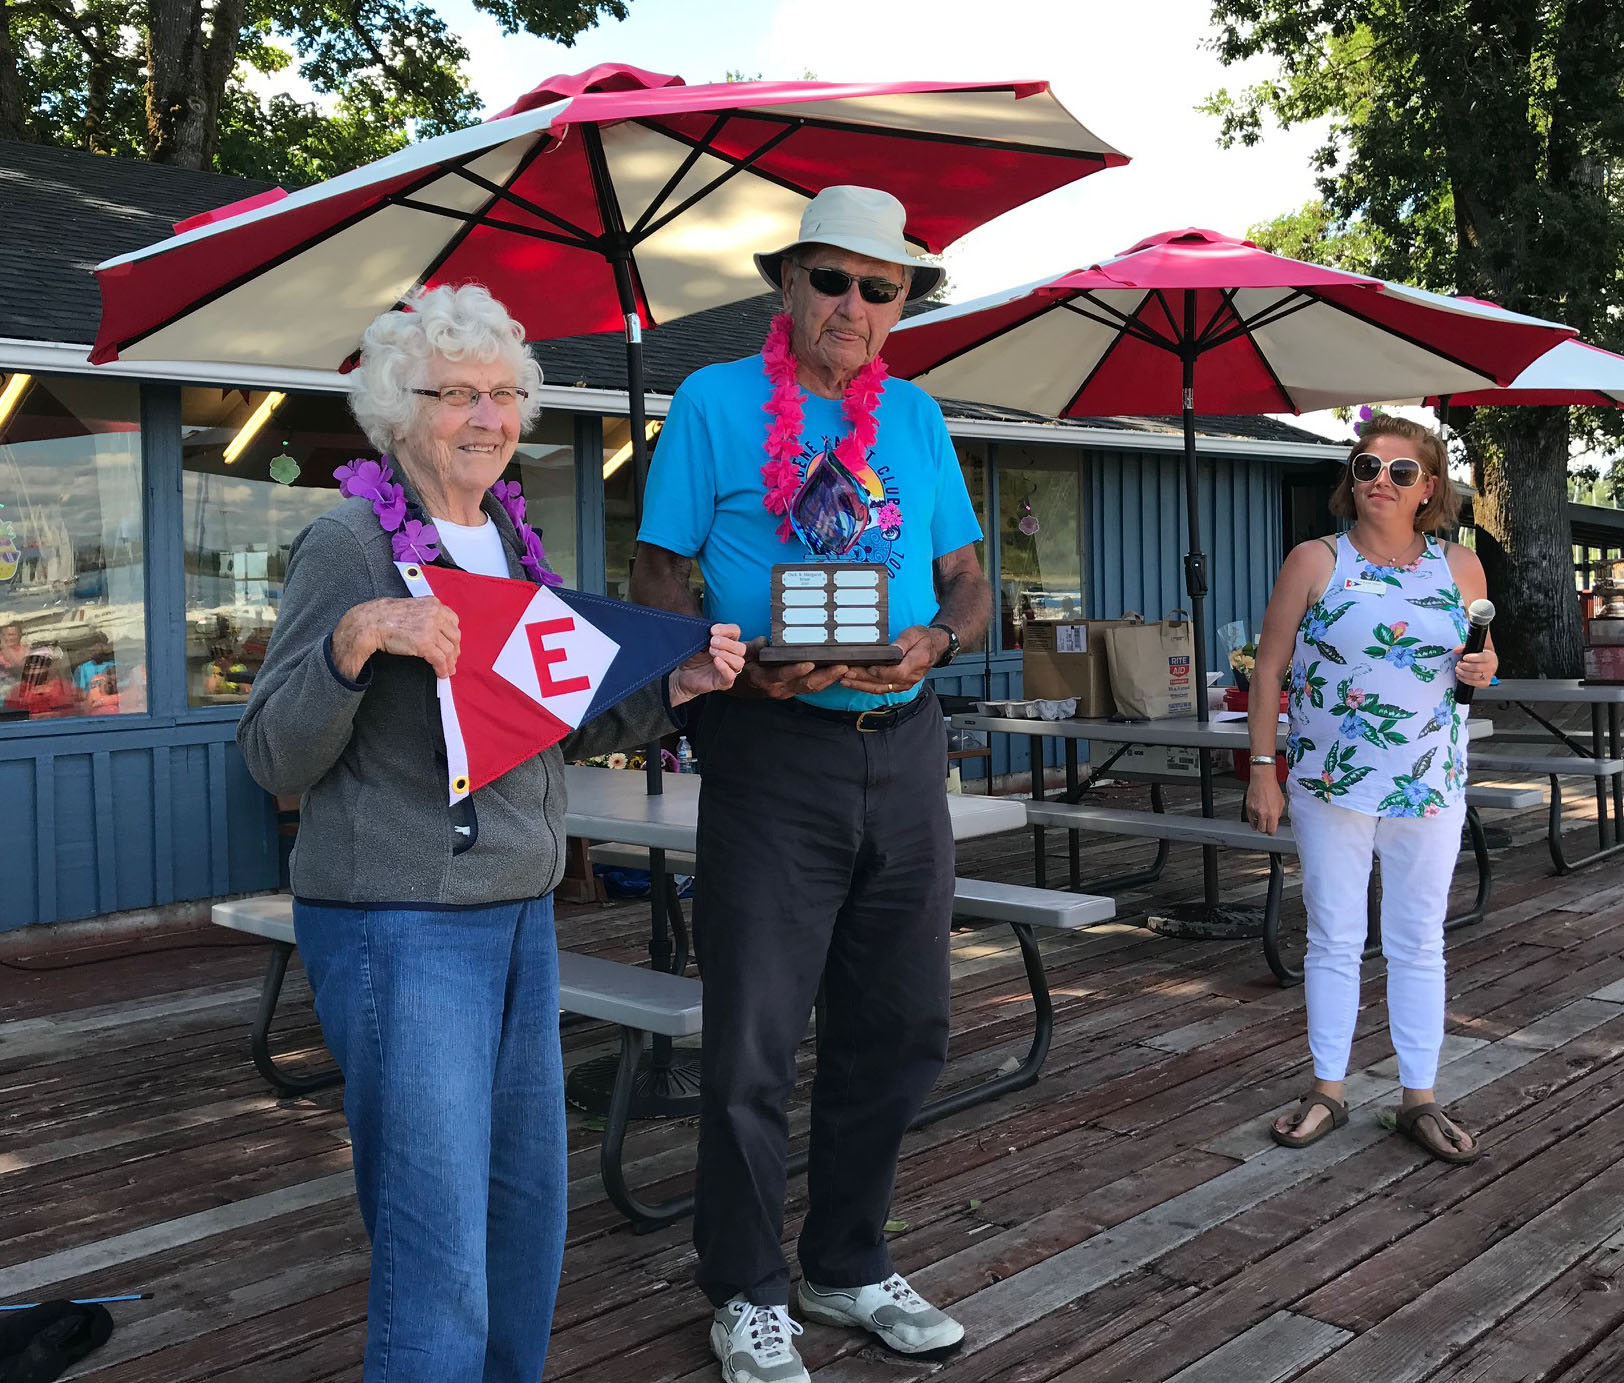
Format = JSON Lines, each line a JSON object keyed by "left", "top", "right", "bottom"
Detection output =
{"left": 294, "top": 896, "right": 567, "bottom": 1382}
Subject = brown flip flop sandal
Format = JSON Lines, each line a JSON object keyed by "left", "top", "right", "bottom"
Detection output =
{"left": 1269, "top": 1091, "right": 1349, "bottom": 1149}
{"left": 1395, "top": 1102, "right": 1482, "bottom": 1164}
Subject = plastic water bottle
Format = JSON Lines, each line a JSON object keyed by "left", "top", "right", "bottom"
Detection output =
{"left": 675, "top": 736, "right": 696, "bottom": 774}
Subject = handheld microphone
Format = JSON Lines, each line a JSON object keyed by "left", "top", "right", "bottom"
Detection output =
{"left": 1455, "top": 598, "right": 1495, "bottom": 705}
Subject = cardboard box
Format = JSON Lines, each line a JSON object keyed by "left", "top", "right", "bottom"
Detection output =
{"left": 1021, "top": 621, "right": 1123, "bottom": 718}
{"left": 1583, "top": 644, "right": 1624, "bottom": 684}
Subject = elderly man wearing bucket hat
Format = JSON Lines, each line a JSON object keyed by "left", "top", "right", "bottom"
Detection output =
{"left": 632, "top": 186, "right": 990, "bottom": 1383}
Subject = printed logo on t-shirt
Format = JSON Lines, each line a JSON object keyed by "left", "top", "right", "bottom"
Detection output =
{"left": 795, "top": 436, "right": 906, "bottom": 577}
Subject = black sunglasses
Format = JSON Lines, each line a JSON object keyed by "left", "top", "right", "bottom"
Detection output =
{"left": 1350, "top": 452, "right": 1424, "bottom": 488}
{"left": 796, "top": 261, "right": 904, "bottom": 305}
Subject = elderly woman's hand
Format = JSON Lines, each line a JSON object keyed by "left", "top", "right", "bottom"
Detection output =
{"left": 668, "top": 624, "right": 747, "bottom": 705}
{"left": 332, "top": 597, "right": 461, "bottom": 681}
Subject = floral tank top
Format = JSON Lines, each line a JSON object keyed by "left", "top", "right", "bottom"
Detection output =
{"left": 1286, "top": 534, "right": 1470, "bottom": 818}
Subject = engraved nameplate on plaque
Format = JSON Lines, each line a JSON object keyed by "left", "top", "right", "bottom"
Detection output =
{"left": 760, "top": 562, "right": 904, "bottom": 665}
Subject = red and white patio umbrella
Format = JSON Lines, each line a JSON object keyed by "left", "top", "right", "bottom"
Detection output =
{"left": 89, "top": 64, "right": 1126, "bottom": 372}
{"left": 884, "top": 227, "right": 1574, "bottom": 921}
{"left": 1421, "top": 337, "right": 1624, "bottom": 408}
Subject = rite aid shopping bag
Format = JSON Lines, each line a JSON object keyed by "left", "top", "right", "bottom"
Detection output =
{"left": 1103, "top": 611, "right": 1196, "bottom": 719}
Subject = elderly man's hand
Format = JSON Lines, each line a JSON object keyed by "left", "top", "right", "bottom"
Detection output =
{"left": 837, "top": 624, "right": 944, "bottom": 697}
{"left": 669, "top": 625, "right": 748, "bottom": 705}
{"left": 730, "top": 637, "right": 850, "bottom": 699}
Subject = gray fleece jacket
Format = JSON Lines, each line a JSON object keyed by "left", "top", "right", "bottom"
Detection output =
{"left": 237, "top": 485, "right": 677, "bottom": 907}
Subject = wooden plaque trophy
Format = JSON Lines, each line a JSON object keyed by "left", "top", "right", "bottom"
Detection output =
{"left": 760, "top": 562, "right": 904, "bottom": 665}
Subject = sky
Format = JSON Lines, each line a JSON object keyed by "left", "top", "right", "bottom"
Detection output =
{"left": 449, "top": 0, "right": 1333, "bottom": 291}
{"left": 259, "top": 0, "right": 1412, "bottom": 441}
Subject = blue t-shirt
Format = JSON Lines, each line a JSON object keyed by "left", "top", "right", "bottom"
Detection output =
{"left": 639, "top": 355, "right": 981, "bottom": 711}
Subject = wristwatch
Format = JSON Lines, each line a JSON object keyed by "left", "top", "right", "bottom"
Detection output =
{"left": 929, "top": 622, "right": 960, "bottom": 668}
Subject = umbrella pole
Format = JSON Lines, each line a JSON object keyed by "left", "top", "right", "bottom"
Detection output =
{"left": 1179, "top": 340, "right": 1220, "bottom": 907}
{"left": 563, "top": 244, "right": 704, "bottom": 1120}
{"left": 607, "top": 251, "right": 680, "bottom": 978}
{"left": 1150, "top": 338, "right": 1262, "bottom": 940}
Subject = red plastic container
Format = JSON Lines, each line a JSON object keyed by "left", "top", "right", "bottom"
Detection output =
{"left": 1227, "top": 687, "right": 1290, "bottom": 783}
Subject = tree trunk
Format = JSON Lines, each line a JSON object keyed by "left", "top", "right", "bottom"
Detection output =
{"left": 85, "top": 19, "right": 112, "bottom": 153}
{"left": 1469, "top": 408, "right": 1585, "bottom": 678}
{"left": 145, "top": 0, "right": 244, "bottom": 168}
{"left": 0, "top": 0, "right": 28, "bottom": 140}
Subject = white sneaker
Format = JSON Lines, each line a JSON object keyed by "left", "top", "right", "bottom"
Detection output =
{"left": 798, "top": 1272, "right": 965, "bottom": 1356}
{"left": 709, "top": 1297, "right": 809, "bottom": 1383}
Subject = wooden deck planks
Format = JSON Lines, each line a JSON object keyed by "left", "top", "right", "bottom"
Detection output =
{"left": 5, "top": 796, "right": 1624, "bottom": 1380}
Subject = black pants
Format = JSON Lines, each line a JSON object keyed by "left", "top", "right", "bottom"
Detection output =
{"left": 689, "top": 689, "right": 955, "bottom": 1307}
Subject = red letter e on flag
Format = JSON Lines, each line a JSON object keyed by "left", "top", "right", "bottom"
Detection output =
{"left": 527, "top": 618, "right": 592, "bottom": 697}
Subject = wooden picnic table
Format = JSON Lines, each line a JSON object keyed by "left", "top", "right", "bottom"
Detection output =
{"left": 559, "top": 764, "right": 1031, "bottom": 1126}
{"left": 562, "top": 762, "right": 1028, "bottom": 847}
{"left": 952, "top": 712, "right": 1503, "bottom": 982}
{"left": 1476, "top": 678, "right": 1624, "bottom": 870}
{"left": 953, "top": 711, "right": 1494, "bottom": 890}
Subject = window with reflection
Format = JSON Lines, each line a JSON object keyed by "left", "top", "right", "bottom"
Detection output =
{"left": 603, "top": 416, "right": 664, "bottom": 603}
{"left": 181, "top": 389, "right": 577, "bottom": 705}
{"left": 0, "top": 372, "right": 146, "bottom": 722}
{"left": 954, "top": 437, "right": 989, "bottom": 575}
{"left": 997, "top": 445, "right": 1083, "bottom": 651}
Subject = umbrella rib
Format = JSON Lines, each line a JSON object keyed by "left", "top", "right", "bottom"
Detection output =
{"left": 446, "top": 166, "right": 600, "bottom": 245}
{"left": 1208, "top": 290, "right": 1316, "bottom": 343}
{"left": 1193, "top": 289, "right": 1244, "bottom": 350}
{"left": 402, "top": 134, "right": 562, "bottom": 310}
{"left": 103, "top": 148, "right": 495, "bottom": 360}
{"left": 1058, "top": 294, "right": 1177, "bottom": 353}
{"left": 1230, "top": 312, "right": 1302, "bottom": 413}
{"left": 728, "top": 102, "right": 1114, "bottom": 164}
{"left": 622, "top": 115, "right": 848, "bottom": 235}
{"left": 1300, "top": 288, "right": 1504, "bottom": 383}
{"left": 627, "top": 113, "right": 731, "bottom": 239}
{"left": 888, "top": 295, "right": 1064, "bottom": 380}
{"left": 582, "top": 122, "right": 655, "bottom": 327}
{"left": 1147, "top": 290, "right": 1186, "bottom": 351}
{"left": 1058, "top": 313, "right": 1142, "bottom": 417}
{"left": 633, "top": 124, "right": 804, "bottom": 243}
{"left": 389, "top": 198, "right": 590, "bottom": 250}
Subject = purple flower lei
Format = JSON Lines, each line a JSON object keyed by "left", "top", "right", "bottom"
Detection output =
{"left": 335, "top": 458, "right": 562, "bottom": 585}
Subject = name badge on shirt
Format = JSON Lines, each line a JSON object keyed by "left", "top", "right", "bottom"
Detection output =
{"left": 1343, "top": 577, "right": 1387, "bottom": 593}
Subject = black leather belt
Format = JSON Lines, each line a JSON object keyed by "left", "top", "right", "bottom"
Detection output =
{"left": 778, "top": 690, "right": 931, "bottom": 733}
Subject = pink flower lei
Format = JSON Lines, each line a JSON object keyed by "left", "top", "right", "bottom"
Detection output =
{"left": 760, "top": 311, "right": 888, "bottom": 543}
{"left": 335, "top": 458, "right": 563, "bottom": 586}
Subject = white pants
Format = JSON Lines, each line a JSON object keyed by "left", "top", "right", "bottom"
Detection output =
{"left": 1289, "top": 792, "right": 1467, "bottom": 1091}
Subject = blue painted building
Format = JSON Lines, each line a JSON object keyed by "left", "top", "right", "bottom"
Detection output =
{"left": 0, "top": 141, "right": 1347, "bottom": 933}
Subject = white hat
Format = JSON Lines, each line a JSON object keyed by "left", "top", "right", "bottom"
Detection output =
{"left": 754, "top": 185, "right": 944, "bottom": 302}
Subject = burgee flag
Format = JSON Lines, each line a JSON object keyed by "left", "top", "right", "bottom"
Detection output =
{"left": 397, "top": 562, "right": 712, "bottom": 803}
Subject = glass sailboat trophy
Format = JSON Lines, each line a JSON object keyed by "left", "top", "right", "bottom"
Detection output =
{"left": 761, "top": 445, "right": 904, "bottom": 666}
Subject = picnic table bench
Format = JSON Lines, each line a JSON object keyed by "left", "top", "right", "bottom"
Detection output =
{"left": 212, "top": 866, "right": 1114, "bottom": 1233}
{"left": 1469, "top": 750, "right": 1624, "bottom": 873}
{"left": 1474, "top": 680, "right": 1624, "bottom": 872}
{"left": 954, "top": 712, "right": 1510, "bottom": 984}
{"left": 1022, "top": 784, "right": 1527, "bottom": 985}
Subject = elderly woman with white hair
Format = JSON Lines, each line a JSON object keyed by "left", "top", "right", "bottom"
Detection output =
{"left": 238, "top": 284, "right": 744, "bottom": 1382}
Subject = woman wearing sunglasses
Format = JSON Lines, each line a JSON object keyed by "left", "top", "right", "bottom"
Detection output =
{"left": 1245, "top": 414, "right": 1496, "bottom": 1164}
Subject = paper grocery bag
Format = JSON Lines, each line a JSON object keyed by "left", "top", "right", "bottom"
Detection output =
{"left": 1103, "top": 612, "right": 1196, "bottom": 719}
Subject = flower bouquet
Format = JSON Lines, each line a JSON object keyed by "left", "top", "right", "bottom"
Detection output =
{"left": 1219, "top": 620, "right": 1258, "bottom": 691}
{"left": 1227, "top": 642, "right": 1258, "bottom": 691}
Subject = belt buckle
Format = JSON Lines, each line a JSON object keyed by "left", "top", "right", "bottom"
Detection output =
{"left": 855, "top": 707, "right": 890, "bottom": 733}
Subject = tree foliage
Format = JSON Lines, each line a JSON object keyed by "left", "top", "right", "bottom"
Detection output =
{"left": 1206, "top": 0, "right": 1624, "bottom": 674}
{"left": 0, "top": 0, "right": 629, "bottom": 181}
